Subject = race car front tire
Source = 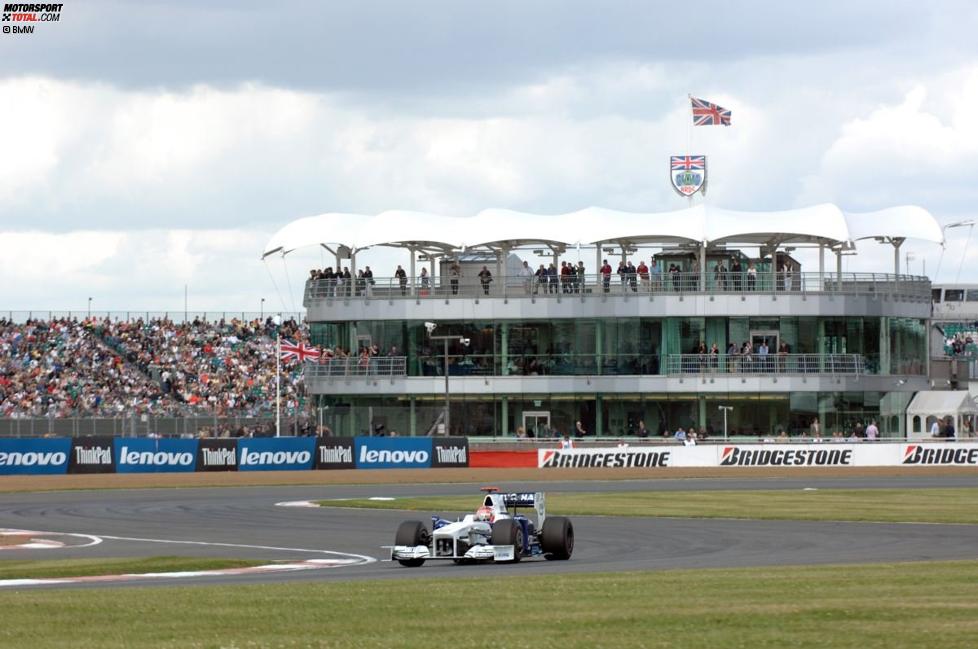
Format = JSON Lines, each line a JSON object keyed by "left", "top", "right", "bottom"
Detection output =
{"left": 490, "top": 519, "right": 524, "bottom": 562}
{"left": 541, "top": 516, "right": 574, "bottom": 560}
{"left": 394, "top": 520, "right": 430, "bottom": 567}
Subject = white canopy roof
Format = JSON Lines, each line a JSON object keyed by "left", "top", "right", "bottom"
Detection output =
{"left": 262, "top": 203, "right": 943, "bottom": 259}
{"left": 906, "top": 391, "right": 978, "bottom": 416}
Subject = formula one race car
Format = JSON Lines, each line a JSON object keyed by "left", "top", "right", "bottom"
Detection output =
{"left": 390, "top": 487, "right": 574, "bottom": 567}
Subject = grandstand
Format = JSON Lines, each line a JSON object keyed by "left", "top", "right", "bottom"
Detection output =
{"left": 0, "top": 315, "right": 310, "bottom": 437}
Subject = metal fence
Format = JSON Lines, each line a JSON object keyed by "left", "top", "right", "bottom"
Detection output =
{"left": 1, "top": 311, "right": 305, "bottom": 324}
{"left": 0, "top": 416, "right": 311, "bottom": 439}
{"left": 305, "top": 272, "right": 931, "bottom": 304}
{"left": 665, "top": 353, "right": 865, "bottom": 376}
{"left": 304, "top": 356, "right": 407, "bottom": 377}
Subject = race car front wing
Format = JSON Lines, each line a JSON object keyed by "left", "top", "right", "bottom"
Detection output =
{"left": 389, "top": 544, "right": 516, "bottom": 562}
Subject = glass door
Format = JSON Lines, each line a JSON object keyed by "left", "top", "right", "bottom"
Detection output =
{"left": 522, "top": 411, "right": 551, "bottom": 438}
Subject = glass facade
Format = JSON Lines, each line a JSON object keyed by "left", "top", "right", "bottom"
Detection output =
{"left": 312, "top": 391, "right": 903, "bottom": 439}
{"left": 309, "top": 316, "right": 926, "bottom": 377}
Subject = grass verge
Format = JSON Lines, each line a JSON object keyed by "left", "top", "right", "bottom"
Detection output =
{"left": 319, "top": 487, "right": 978, "bottom": 524}
{"left": 1, "top": 560, "right": 977, "bottom": 648}
{"left": 0, "top": 556, "right": 266, "bottom": 580}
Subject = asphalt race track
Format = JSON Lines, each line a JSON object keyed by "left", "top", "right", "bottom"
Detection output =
{"left": 2, "top": 474, "right": 978, "bottom": 589}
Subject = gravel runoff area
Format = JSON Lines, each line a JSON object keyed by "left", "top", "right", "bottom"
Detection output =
{"left": 1, "top": 466, "right": 976, "bottom": 492}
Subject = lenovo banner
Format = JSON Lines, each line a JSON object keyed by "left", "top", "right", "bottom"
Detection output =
{"left": 68, "top": 436, "right": 116, "bottom": 474}
{"left": 197, "top": 438, "right": 238, "bottom": 472}
{"left": 114, "top": 438, "right": 198, "bottom": 473}
{"left": 0, "top": 438, "right": 71, "bottom": 475}
{"left": 354, "top": 437, "right": 432, "bottom": 469}
{"left": 432, "top": 437, "right": 469, "bottom": 468}
{"left": 237, "top": 437, "right": 316, "bottom": 471}
{"left": 314, "top": 437, "right": 355, "bottom": 470}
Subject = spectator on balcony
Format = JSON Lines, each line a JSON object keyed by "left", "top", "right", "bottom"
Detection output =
{"left": 519, "top": 260, "right": 534, "bottom": 294}
{"left": 673, "top": 427, "right": 687, "bottom": 442}
{"left": 547, "top": 263, "right": 559, "bottom": 294}
{"left": 726, "top": 341, "right": 738, "bottom": 372}
{"left": 478, "top": 266, "right": 493, "bottom": 295}
{"left": 575, "top": 261, "right": 586, "bottom": 293}
{"left": 395, "top": 265, "right": 408, "bottom": 296}
{"left": 535, "top": 264, "right": 547, "bottom": 294}
{"left": 865, "top": 419, "right": 879, "bottom": 440}
{"left": 600, "top": 259, "right": 612, "bottom": 293}
{"left": 730, "top": 257, "right": 743, "bottom": 291}
{"left": 650, "top": 259, "right": 662, "bottom": 291}
{"left": 341, "top": 267, "right": 352, "bottom": 296}
{"left": 637, "top": 260, "right": 650, "bottom": 292}
{"left": 636, "top": 419, "right": 649, "bottom": 438}
{"left": 449, "top": 262, "right": 461, "bottom": 295}
{"left": 746, "top": 262, "right": 757, "bottom": 291}
{"left": 626, "top": 260, "right": 638, "bottom": 292}
{"left": 560, "top": 261, "right": 572, "bottom": 294}
{"left": 713, "top": 261, "right": 727, "bottom": 290}
{"left": 355, "top": 270, "right": 367, "bottom": 296}
{"left": 809, "top": 417, "right": 822, "bottom": 440}
{"left": 575, "top": 420, "right": 588, "bottom": 437}
{"left": 617, "top": 261, "right": 628, "bottom": 292}
{"left": 419, "top": 268, "right": 430, "bottom": 296}
{"left": 363, "top": 266, "right": 375, "bottom": 296}
{"left": 668, "top": 264, "right": 680, "bottom": 291}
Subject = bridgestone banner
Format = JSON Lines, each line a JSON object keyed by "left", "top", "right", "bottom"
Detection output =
{"left": 538, "top": 443, "right": 978, "bottom": 468}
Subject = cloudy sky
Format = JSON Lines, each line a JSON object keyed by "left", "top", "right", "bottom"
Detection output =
{"left": 2, "top": 1, "right": 977, "bottom": 315}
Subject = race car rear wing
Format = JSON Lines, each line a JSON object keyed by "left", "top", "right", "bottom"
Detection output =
{"left": 502, "top": 492, "right": 546, "bottom": 527}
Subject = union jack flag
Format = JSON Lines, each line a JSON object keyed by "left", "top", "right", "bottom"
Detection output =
{"left": 691, "top": 96, "right": 731, "bottom": 126}
{"left": 671, "top": 155, "right": 705, "bottom": 171}
{"left": 280, "top": 340, "right": 321, "bottom": 362}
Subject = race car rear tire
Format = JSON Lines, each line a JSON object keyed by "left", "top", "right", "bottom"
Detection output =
{"left": 541, "top": 516, "right": 574, "bottom": 560}
{"left": 394, "top": 520, "right": 429, "bottom": 567}
{"left": 490, "top": 519, "right": 523, "bottom": 562}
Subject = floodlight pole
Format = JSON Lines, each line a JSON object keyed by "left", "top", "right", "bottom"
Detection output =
{"left": 718, "top": 405, "right": 733, "bottom": 440}
{"left": 431, "top": 334, "right": 466, "bottom": 435}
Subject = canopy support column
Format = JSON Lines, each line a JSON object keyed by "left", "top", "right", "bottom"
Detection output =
{"left": 818, "top": 244, "right": 825, "bottom": 290}
{"left": 408, "top": 246, "right": 417, "bottom": 297}
{"left": 699, "top": 241, "right": 706, "bottom": 291}
{"left": 836, "top": 248, "right": 842, "bottom": 291}
{"left": 891, "top": 237, "right": 905, "bottom": 277}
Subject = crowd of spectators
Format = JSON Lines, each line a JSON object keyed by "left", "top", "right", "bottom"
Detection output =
{"left": 943, "top": 330, "right": 977, "bottom": 357}
{"left": 0, "top": 316, "right": 307, "bottom": 418}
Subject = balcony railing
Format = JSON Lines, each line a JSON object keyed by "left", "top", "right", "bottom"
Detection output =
{"left": 304, "top": 356, "right": 407, "bottom": 377}
{"left": 304, "top": 272, "right": 930, "bottom": 304}
{"left": 665, "top": 353, "right": 865, "bottom": 376}
{"left": 300, "top": 354, "right": 866, "bottom": 378}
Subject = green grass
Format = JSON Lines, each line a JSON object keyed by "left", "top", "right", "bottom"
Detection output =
{"left": 319, "top": 487, "right": 978, "bottom": 524}
{"left": 1, "top": 561, "right": 977, "bottom": 648}
{"left": 0, "top": 556, "right": 266, "bottom": 580}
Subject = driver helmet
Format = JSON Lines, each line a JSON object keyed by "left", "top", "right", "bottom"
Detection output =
{"left": 474, "top": 505, "right": 495, "bottom": 523}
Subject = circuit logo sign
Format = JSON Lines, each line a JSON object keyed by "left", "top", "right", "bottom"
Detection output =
{"left": 719, "top": 446, "right": 852, "bottom": 466}
{"left": 902, "top": 445, "right": 978, "bottom": 465}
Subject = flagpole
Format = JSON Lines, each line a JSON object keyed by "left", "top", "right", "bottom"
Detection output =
{"left": 276, "top": 326, "right": 281, "bottom": 438}
{"left": 686, "top": 93, "right": 693, "bottom": 209}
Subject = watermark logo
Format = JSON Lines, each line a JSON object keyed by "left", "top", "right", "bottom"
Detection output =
{"left": 2, "top": 3, "right": 64, "bottom": 35}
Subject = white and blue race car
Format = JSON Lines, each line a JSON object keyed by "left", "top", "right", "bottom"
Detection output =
{"left": 390, "top": 487, "right": 574, "bottom": 567}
